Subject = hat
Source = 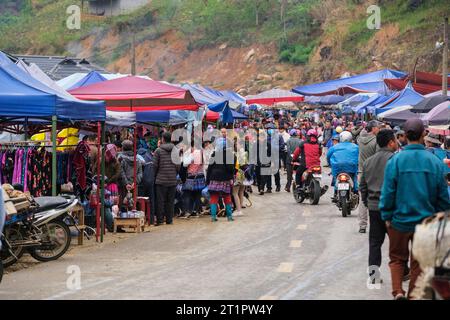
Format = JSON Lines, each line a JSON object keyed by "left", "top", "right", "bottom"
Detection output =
{"left": 425, "top": 133, "right": 441, "bottom": 145}
{"left": 331, "top": 134, "right": 340, "bottom": 141}
{"left": 395, "top": 130, "right": 405, "bottom": 136}
{"left": 403, "top": 118, "right": 425, "bottom": 136}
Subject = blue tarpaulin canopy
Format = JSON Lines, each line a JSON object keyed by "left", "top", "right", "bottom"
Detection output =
{"left": 293, "top": 69, "right": 406, "bottom": 96}
{"left": 338, "top": 93, "right": 377, "bottom": 108}
{"left": 304, "top": 94, "right": 351, "bottom": 105}
{"left": 375, "top": 87, "right": 424, "bottom": 115}
{"left": 345, "top": 81, "right": 390, "bottom": 95}
{"left": 68, "top": 71, "right": 107, "bottom": 90}
{"left": 0, "top": 51, "right": 105, "bottom": 121}
{"left": 179, "top": 84, "right": 245, "bottom": 109}
{"left": 352, "top": 94, "right": 387, "bottom": 114}
{"left": 231, "top": 109, "right": 248, "bottom": 119}
{"left": 207, "top": 101, "right": 234, "bottom": 123}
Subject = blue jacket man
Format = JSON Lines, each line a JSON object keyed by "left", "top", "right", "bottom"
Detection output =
{"left": 327, "top": 131, "right": 359, "bottom": 187}
{"left": 380, "top": 143, "right": 450, "bottom": 232}
{"left": 379, "top": 118, "right": 450, "bottom": 299}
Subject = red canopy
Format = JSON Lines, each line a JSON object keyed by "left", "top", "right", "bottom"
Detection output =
{"left": 69, "top": 76, "right": 199, "bottom": 111}
{"left": 385, "top": 71, "right": 450, "bottom": 95}
{"left": 206, "top": 110, "right": 220, "bottom": 121}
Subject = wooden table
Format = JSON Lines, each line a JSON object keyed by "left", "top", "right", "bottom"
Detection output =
{"left": 70, "top": 204, "right": 86, "bottom": 245}
{"left": 113, "top": 217, "right": 145, "bottom": 233}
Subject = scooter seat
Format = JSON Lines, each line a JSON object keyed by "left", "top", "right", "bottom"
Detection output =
{"left": 34, "top": 196, "right": 71, "bottom": 212}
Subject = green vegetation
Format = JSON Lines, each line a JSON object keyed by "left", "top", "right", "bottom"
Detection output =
{"left": 341, "top": 0, "right": 449, "bottom": 71}
{"left": 0, "top": 0, "right": 448, "bottom": 68}
{"left": 0, "top": 0, "right": 321, "bottom": 65}
{"left": 279, "top": 42, "right": 316, "bottom": 65}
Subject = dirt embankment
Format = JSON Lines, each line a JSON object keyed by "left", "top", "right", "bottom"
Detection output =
{"left": 72, "top": 12, "right": 444, "bottom": 94}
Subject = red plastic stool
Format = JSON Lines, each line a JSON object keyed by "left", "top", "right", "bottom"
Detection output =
{"left": 137, "top": 197, "right": 151, "bottom": 225}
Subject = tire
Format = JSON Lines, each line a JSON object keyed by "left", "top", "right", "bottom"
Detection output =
{"left": 29, "top": 220, "right": 71, "bottom": 262}
{"left": 292, "top": 182, "right": 305, "bottom": 204}
{"left": 341, "top": 199, "right": 349, "bottom": 217}
{"left": 1, "top": 226, "right": 25, "bottom": 268}
{"left": 309, "top": 180, "right": 321, "bottom": 205}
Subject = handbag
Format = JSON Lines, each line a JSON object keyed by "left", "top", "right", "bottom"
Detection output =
{"left": 183, "top": 174, "right": 206, "bottom": 191}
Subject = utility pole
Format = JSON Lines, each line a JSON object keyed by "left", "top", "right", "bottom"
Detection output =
{"left": 131, "top": 32, "right": 136, "bottom": 75}
{"left": 443, "top": 17, "right": 448, "bottom": 96}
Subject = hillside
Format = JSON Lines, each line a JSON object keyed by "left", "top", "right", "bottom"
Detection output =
{"left": 0, "top": 0, "right": 449, "bottom": 94}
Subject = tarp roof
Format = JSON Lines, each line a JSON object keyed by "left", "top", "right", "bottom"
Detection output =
{"left": 206, "top": 109, "right": 248, "bottom": 122}
{"left": 69, "top": 76, "right": 199, "bottom": 111}
{"left": 304, "top": 94, "right": 350, "bottom": 105}
{"left": 57, "top": 72, "right": 151, "bottom": 89}
{"left": 179, "top": 84, "right": 245, "bottom": 109}
{"left": 15, "top": 58, "right": 76, "bottom": 100}
{"left": 375, "top": 87, "right": 424, "bottom": 115}
{"left": 293, "top": 69, "right": 406, "bottom": 96}
{"left": 378, "top": 109, "right": 421, "bottom": 123}
{"left": 338, "top": 93, "right": 377, "bottom": 108}
{"left": 106, "top": 109, "right": 203, "bottom": 127}
{"left": 0, "top": 51, "right": 105, "bottom": 121}
{"left": 345, "top": 81, "right": 390, "bottom": 95}
{"left": 207, "top": 101, "right": 234, "bottom": 123}
{"left": 68, "top": 71, "right": 107, "bottom": 90}
{"left": 384, "top": 71, "right": 450, "bottom": 95}
{"left": 422, "top": 101, "right": 450, "bottom": 125}
{"left": 245, "top": 88, "right": 304, "bottom": 105}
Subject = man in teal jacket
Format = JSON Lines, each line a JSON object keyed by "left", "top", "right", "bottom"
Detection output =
{"left": 379, "top": 118, "right": 450, "bottom": 300}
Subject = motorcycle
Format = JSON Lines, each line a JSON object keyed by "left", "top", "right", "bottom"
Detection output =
{"left": 334, "top": 172, "right": 359, "bottom": 217}
{"left": 1, "top": 195, "right": 78, "bottom": 268}
{"left": 292, "top": 164, "right": 328, "bottom": 205}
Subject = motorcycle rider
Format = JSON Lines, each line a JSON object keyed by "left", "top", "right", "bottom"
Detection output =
{"left": 292, "top": 129, "right": 322, "bottom": 193}
{"left": 327, "top": 131, "right": 359, "bottom": 202}
{"left": 285, "top": 129, "right": 302, "bottom": 192}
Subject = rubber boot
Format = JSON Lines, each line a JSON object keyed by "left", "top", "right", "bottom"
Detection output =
{"left": 225, "top": 204, "right": 234, "bottom": 221}
{"left": 210, "top": 204, "right": 218, "bottom": 222}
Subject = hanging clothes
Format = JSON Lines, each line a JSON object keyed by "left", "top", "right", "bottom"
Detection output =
{"left": 73, "top": 140, "right": 91, "bottom": 191}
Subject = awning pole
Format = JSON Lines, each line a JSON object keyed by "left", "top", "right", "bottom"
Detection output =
{"left": 133, "top": 125, "right": 137, "bottom": 210}
{"left": 96, "top": 122, "right": 101, "bottom": 242}
{"left": 100, "top": 122, "right": 106, "bottom": 242}
{"left": 51, "top": 115, "right": 57, "bottom": 196}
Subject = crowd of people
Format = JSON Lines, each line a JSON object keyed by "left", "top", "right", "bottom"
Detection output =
{"left": 22, "top": 107, "right": 449, "bottom": 299}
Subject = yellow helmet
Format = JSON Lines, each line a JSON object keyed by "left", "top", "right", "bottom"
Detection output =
{"left": 335, "top": 126, "right": 343, "bottom": 134}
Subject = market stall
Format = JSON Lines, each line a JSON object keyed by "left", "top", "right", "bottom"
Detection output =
{"left": 0, "top": 51, "right": 107, "bottom": 241}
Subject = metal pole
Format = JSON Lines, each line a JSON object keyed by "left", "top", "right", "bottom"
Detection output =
{"left": 133, "top": 125, "right": 137, "bottom": 210}
{"left": 131, "top": 33, "right": 136, "bottom": 76}
{"left": 100, "top": 122, "right": 106, "bottom": 242}
{"left": 51, "top": 115, "right": 57, "bottom": 196}
{"left": 443, "top": 17, "right": 448, "bottom": 96}
{"left": 96, "top": 122, "right": 101, "bottom": 242}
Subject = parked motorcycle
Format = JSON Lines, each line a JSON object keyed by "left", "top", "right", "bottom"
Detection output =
{"left": 292, "top": 164, "right": 328, "bottom": 205}
{"left": 1, "top": 195, "right": 78, "bottom": 268}
{"left": 334, "top": 172, "right": 359, "bottom": 217}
